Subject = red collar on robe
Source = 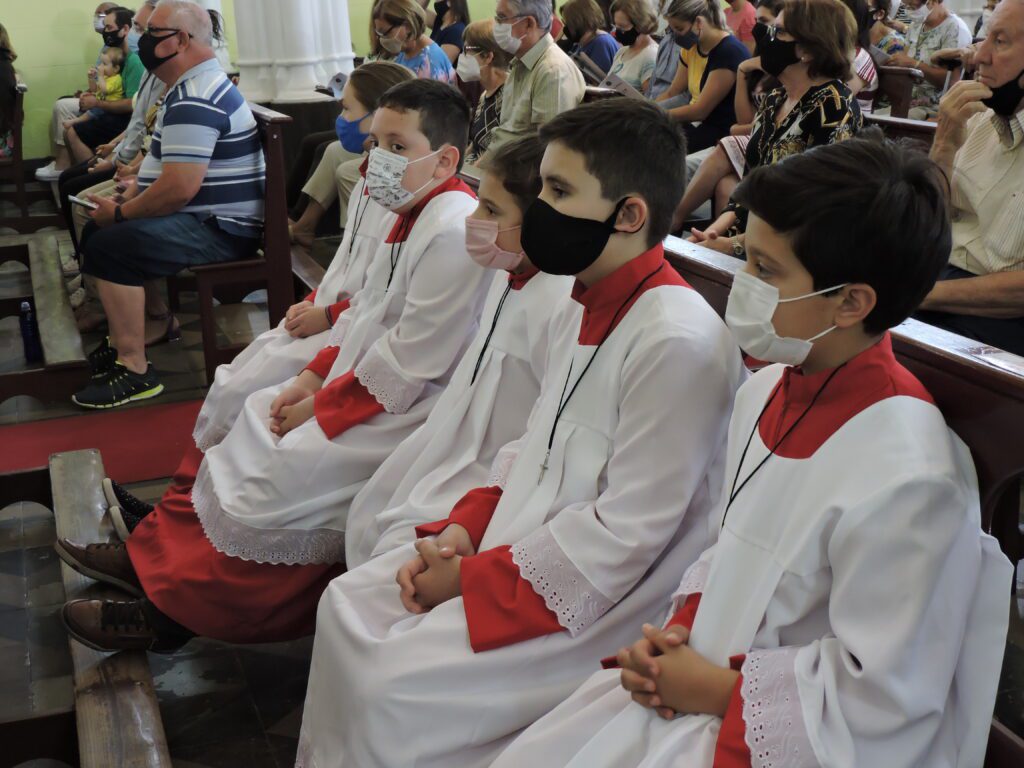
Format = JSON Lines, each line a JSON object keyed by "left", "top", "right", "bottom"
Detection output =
{"left": 385, "top": 175, "right": 477, "bottom": 244}
{"left": 508, "top": 262, "right": 540, "bottom": 290}
{"left": 759, "top": 333, "right": 934, "bottom": 459}
{"left": 359, "top": 156, "right": 368, "bottom": 180}
{"left": 571, "top": 244, "right": 689, "bottom": 345}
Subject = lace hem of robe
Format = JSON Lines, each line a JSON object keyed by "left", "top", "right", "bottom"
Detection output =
{"left": 510, "top": 526, "right": 614, "bottom": 637}
{"left": 192, "top": 459, "right": 346, "bottom": 566}
{"left": 354, "top": 345, "right": 423, "bottom": 415}
{"left": 667, "top": 558, "right": 711, "bottom": 616}
{"left": 741, "top": 647, "right": 815, "bottom": 768}
{"left": 487, "top": 447, "right": 518, "bottom": 489}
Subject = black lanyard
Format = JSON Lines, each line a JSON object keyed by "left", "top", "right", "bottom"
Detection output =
{"left": 347, "top": 191, "right": 371, "bottom": 262}
{"left": 386, "top": 214, "right": 413, "bottom": 291}
{"left": 538, "top": 263, "right": 664, "bottom": 483}
{"left": 721, "top": 363, "right": 845, "bottom": 527}
{"left": 470, "top": 282, "right": 513, "bottom": 386}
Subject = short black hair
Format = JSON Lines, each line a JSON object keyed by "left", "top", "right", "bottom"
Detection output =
{"left": 107, "top": 6, "right": 135, "bottom": 30}
{"left": 477, "top": 134, "right": 546, "bottom": 213}
{"left": 732, "top": 130, "right": 951, "bottom": 335}
{"left": 377, "top": 79, "right": 471, "bottom": 171}
{"left": 538, "top": 99, "right": 686, "bottom": 248}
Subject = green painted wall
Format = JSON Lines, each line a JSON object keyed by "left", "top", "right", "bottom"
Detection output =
{"left": 10, "top": 0, "right": 497, "bottom": 161}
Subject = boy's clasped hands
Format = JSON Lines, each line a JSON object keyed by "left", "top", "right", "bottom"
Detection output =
{"left": 396, "top": 523, "right": 474, "bottom": 613}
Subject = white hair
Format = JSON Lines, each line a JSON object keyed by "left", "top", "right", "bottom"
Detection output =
{"left": 157, "top": 0, "right": 214, "bottom": 45}
{"left": 507, "top": 0, "right": 554, "bottom": 31}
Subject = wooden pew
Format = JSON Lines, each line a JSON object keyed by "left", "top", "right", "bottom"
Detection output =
{"left": 583, "top": 85, "right": 622, "bottom": 103}
{"left": 875, "top": 66, "right": 925, "bottom": 119}
{"left": 0, "top": 234, "right": 89, "bottom": 404}
{"left": 0, "top": 84, "right": 65, "bottom": 232}
{"left": 865, "top": 113, "right": 937, "bottom": 149}
{"left": 663, "top": 235, "right": 1024, "bottom": 767}
{"left": 173, "top": 103, "right": 295, "bottom": 384}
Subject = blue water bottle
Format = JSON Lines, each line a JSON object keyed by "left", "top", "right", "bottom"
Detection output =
{"left": 19, "top": 301, "right": 43, "bottom": 363}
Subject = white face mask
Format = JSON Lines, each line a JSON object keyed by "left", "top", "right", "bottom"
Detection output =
{"left": 494, "top": 18, "right": 524, "bottom": 54}
{"left": 380, "top": 32, "right": 405, "bottom": 54}
{"left": 365, "top": 146, "right": 443, "bottom": 211}
{"left": 94, "top": 14, "right": 106, "bottom": 33}
{"left": 457, "top": 52, "right": 481, "bottom": 82}
{"left": 725, "top": 270, "right": 848, "bottom": 366}
{"left": 905, "top": 4, "right": 930, "bottom": 22}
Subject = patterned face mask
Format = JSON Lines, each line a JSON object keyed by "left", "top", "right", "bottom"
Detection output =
{"left": 365, "top": 146, "right": 443, "bottom": 211}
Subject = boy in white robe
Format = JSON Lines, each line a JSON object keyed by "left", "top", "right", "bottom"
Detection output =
{"left": 56, "top": 80, "right": 490, "bottom": 650}
{"left": 345, "top": 135, "right": 577, "bottom": 568}
{"left": 294, "top": 99, "right": 745, "bottom": 768}
{"left": 491, "top": 135, "right": 1014, "bottom": 768}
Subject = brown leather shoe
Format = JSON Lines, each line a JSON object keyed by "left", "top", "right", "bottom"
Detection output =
{"left": 53, "top": 539, "right": 143, "bottom": 597}
{"left": 62, "top": 598, "right": 171, "bottom": 652}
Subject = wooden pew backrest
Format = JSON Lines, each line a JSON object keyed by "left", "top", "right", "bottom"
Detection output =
{"left": 876, "top": 66, "right": 925, "bottom": 118}
{"left": 864, "top": 113, "right": 937, "bottom": 150}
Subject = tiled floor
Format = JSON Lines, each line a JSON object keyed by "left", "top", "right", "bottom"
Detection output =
{"left": 1, "top": 214, "right": 1022, "bottom": 761}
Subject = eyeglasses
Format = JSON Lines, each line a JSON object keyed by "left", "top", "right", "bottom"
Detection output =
{"left": 144, "top": 25, "right": 189, "bottom": 37}
{"left": 494, "top": 14, "right": 523, "bottom": 24}
{"left": 373, "top": 24, "right": 398, "bottom": 39}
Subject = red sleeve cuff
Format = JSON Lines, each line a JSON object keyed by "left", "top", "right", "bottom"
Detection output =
{"left": 415, "top": 486, "right": 503, "bottom": 550}
{"left": 713, "top": 655, "right": 752, "bottom": 768}
{"left": 305, "top": 345, "right": 340, "bottom": 379}
{"left": 601, "top": 592, "right": 702, "bottom": 669}
{"left": 313, "top": 369, "right": 386, "bottom": 439}
{"left": 326, "top": 298, "right": 351, "bottom": 326}
{"left": 461, "top": 545, "right": 564, "bottom": 653}
{"left": 304, "top": 289, "right": 317, "bottom": 303}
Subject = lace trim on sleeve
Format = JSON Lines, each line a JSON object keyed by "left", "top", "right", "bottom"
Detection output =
{"left": 741, "top": 647, "right": 816, "bottom": 768}
{"left": 487, "top": 445, "right": 518, "bottom": 488}
{"left": 325, "top": 313, "right": 352, "bottom": 348}
{"left": 666, "top": 558, "right": 711, "bottom": 616}
{"left": 510, "top": 526, "right": 615, "bottom": 637}
{"left": 354, "top": 344, "right": 423, "bottom": 415}
{"left": 193, "top": 459, "right": 346, "bottom": 566}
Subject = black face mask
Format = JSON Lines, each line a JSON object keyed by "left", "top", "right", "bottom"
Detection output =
{"left": 521, "top": 198, "right": 626, "bottom": 276}
{"left": 563, "top": 25, "right": 581, "bottom": 45}
{"left": 102, "top": 29, "right": 124, "bottom": 48}
{"left": 983, "top": 68, "right": 1024, "bottom": 117}
{"left": 759, "top": 35, "right": 800, "bottom": 77}
{"left": 433, "top": 1, "right": 450, "bottom": 18}
{"left": 138, "top": 31, "right": 180, "bottom": 72}
{"left": 674, "top": 30, "right": 699, "bottom": 49}
{"left": 615, "top": 27, "right": 639, "bottom": 46}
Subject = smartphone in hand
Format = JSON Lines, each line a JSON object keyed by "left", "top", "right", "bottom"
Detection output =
{"left": 68, "top": 195, "right": 99, "bottom": 210}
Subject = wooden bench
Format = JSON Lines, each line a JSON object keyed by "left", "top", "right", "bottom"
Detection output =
{"left": 582, "top": 85, "right": 623, "bottom": 103}
{"left": 865, "top": 113, "right": 937, "bottom": 149}
{"left": 663, "top": 235, "right": 1024, "bottom": 767}
{"left": 0, "top": 234, "right": 89, "bottom": 404}
{"left": 0, "top": 85, "right": 65, "bottom": 233}
{"left": 875, "top": 66, "right": 926, "bottom": 119}
{"left": 169, "top": 103, "right": 295, "bottom": 385}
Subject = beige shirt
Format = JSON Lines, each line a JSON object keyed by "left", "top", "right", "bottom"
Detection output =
{"left": 949, "top": 107, "right": 1024, "bottom": 275}
{"left": 488, "top": 33, "right": 586, "bottom": 151}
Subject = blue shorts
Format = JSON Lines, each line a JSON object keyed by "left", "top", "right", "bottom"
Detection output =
{"left": 81, "top": 213, "right": 260, "bottom": 287}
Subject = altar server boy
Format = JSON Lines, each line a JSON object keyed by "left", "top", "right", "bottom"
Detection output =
{"left": 294, "top": 98, "right": 745, "bottom": 768}
{"left": 491, "top": 135, "right": 1013, "bottom": 768}
{"left": 56, "top": 79, "right": 490, "bottom": 650}
{"left": 345, "top": 134, "right": 576, "bottom": 568}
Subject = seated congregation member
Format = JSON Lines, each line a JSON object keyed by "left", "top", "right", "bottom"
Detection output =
{"left": 486, "top": 0, "right": 586, "bottom": 150}
{"left": 294, "top": 98, "right": 744, "bottom": 768}
{"left": 0, "top": 24, "right": 17, "bottom": 161}
{"left": 656, "top": 0, "right": 750, "bottom": 152}
{"left": 288, "top": 62, "right": 414, "bottom": 250}
{"left": 56, "top": 79, "right": 490, "bottom": 651}
{"left": 345, "top": 135, "right": 575, "bottom": 568}
{"left": 427, "top": 0, "right": 471, "bottom": 64}
{"left": 561, "top": 0, "right": 621, "bottom": 75}
{"left": 841, "top": 0, "right": 881, "bottom": 113}
{"left": 647, "top": 0, "right": 684, "bottom": 105}
{"left": 71, "top": 0, "right": 265, "bottom": 409}
{"left": 64, "top": 6, "right": 145, "bottom": 166}
{"left": 687, "top": 0, "right": 862, "bottom": 252}
{"left": 868, "top": 0, "right": 907, "bottom": 56}
{"left": 607, "top": 0, "right": 658, "bottom": 92}
{"left": 916, "top": 0, "right": 1024, "bottom": 356}
{"left": 725, "top": 0, "right": 758, "bottom": 53}
{"left": 37, "top": 2, "right": 119, "bottom": 181}
{"left": 374, "top": 0, "right": 456, "bottom": 83}
{"left": 888, "top": 0, "right": 963, "bottom": 119}
{"left": 458, "top": 20, "right": 512, "bottom": 162}
{"left": 67, "top": 47, "right": 126, "bottom": 131}
{"left": 492, "top": 134, "right": 1013, "bottom": 768}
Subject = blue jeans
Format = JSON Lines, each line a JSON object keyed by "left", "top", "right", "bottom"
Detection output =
{"left": 81, "top": 212, "right": 260, "bottom": 287}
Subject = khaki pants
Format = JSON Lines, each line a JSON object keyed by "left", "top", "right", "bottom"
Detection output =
{"left": 301, "top": 140, "right": 363, "bottom": 224}
{"left": 52, "top": 97, "right": 81, "bottom": 147}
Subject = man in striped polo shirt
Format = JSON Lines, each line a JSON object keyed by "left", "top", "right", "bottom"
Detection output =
{"left": 74, "top": 0, "right": 265, "bottom": 409}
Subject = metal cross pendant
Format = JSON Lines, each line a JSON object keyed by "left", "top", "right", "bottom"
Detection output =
{"left": 537, "top": 449, "right": 551, "bottom": 485}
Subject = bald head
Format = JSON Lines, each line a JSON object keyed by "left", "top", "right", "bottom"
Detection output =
{"left": 156, "top": 0, "right": 214, "bottom": 46}
{"left": 95, "top": 2, "right": 118, "bottom": 13}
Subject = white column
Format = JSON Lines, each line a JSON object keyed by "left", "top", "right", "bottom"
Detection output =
{"left": 234, "top": 0, "right": 277, "bottom": 101}
{"left": 267, "top": 0, "right": 333, "bottom": 102}
{"left": 194, "top": 0, "right": 233, "bottom": 71}
{"left": 315, "top": 0, "right": 357, "bottom": 82}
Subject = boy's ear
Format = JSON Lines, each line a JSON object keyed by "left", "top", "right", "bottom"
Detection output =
{"left": 832, "top": 283, "right": 877, "bottom": 330}
{"left": 434, "top": 144, "right": 461, "bottom": 179}
{"left": 614, "top": 196, "right": 648, "bottom": 236}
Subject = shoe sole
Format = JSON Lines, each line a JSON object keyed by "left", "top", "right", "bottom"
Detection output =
{"left": 102, "top": 477, "right": 119, "bottom": 510}
{"left": 60, "top": 604, "right": 124, "bottom": 653}
{"left": 52, "top": 540, "right": 144, "bottom": 598}
{"left": 73, "top": 382, "right": 165, "bottom": 409}
{"left": 109, "top": 504, "right": 132, "bottom": 543}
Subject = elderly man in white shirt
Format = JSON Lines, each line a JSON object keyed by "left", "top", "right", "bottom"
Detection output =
{"left": 916, "top": 0, "right": 1024, "bottom": 355}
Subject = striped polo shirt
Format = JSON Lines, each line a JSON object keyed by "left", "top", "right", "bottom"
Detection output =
{"left": 139, "top": 58, "right": 265, "bottom": 238}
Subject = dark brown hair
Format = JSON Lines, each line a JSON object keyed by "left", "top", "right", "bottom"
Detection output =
{"left": 347, "top": 60, "right": 415, "bottom": 113}
{"left": 478, "top": 134, "right": 546, "bottom": 212}
{"left": 783, "top": 0, "right": 857, "bottom": 81}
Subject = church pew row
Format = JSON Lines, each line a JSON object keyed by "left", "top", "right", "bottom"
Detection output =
{"left": 864, "top": 113, "right": 937, "bottom": 149}
{"left": 663, "top": 235, "right": 1024, "bottom": 768}
{"left": 0, "top": 234, "right": 89, "bottom": 405}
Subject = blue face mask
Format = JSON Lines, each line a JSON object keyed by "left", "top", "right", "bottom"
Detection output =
{"left": 336, "top": 112, "right": 371, "bottom": 154}
{"left": 126, "top": 28, "right": 142, "bottom": 53}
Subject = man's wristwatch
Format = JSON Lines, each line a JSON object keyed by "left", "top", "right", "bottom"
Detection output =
{"left": 731, "top": 237, "right": 745, "bottom": 259}
{"left": 114, "top": 205, "right": 124, "bottom": 224}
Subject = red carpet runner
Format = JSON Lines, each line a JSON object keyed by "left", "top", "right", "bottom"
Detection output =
{"left": 0, "top": 399, "right": 202, "bottom": 481}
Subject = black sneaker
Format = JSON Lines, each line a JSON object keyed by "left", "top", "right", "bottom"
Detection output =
{"left": 72, "top": 363, "right": 164, "bottom": 409}
{"left": 102, "top": 478, "right": 154, "bottom": 541}
{"left": 87, "top": 337, "right": 118, "bottom": 379}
